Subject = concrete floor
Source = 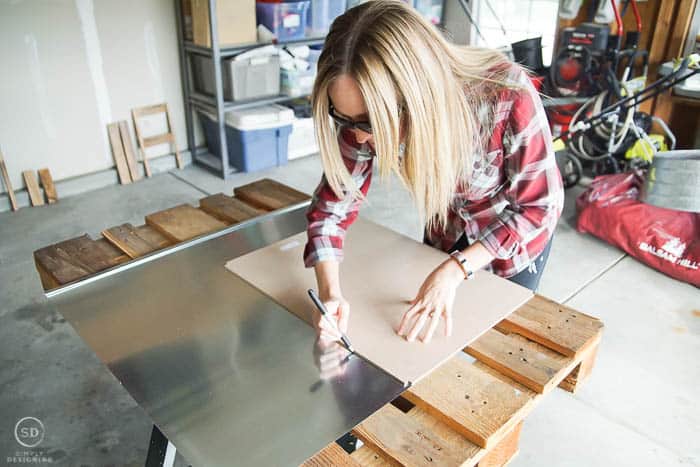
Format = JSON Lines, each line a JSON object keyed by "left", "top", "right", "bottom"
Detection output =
{"left": 0, "top": 156, "right": 697, "bottom": 466}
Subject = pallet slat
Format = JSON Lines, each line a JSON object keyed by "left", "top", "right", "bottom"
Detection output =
{"left": 406, "top": 406, "right": 484, "bottom": 463}
{"left": 404, "top": 358, "right": 534, "bottom": 450}
{"left": 476, "top": 421, "right": 522, "bottom": 467}
{"left": 199, "top": 193, "right": 264, "bottom": 223}
{"left": 497, "top": 295, "right": 603, "bottom": 358}
{"left": 350, "top": 446, "right": 396, "bottom": 466}
{"left": 301, "top": 443, "right": 360, "bottom": 467}
{"left": 466, "top": 329, "right": 566, "bottom": 394}
{"left": 353, "top": 403, "right": 478, "bottom": 467}
{"left": 234, "top": 178, "right": 310, "bottom": 211}
{"left": 145, "top": 204, "right": 228, "bottom": 242}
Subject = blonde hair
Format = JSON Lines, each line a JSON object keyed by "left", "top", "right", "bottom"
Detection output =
{"left": 312, "top": 0, "right": 515, "bottom": 230}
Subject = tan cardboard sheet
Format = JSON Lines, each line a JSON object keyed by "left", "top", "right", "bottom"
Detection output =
{"left": 225, "top": 218, "right": 533, "bottom": 385}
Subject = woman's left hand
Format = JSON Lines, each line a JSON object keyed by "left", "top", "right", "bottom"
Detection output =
{"left": 397, "top": 258, "right": 464, "bottom": 343}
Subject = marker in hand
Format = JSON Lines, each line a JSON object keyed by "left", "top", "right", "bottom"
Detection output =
{"left": 307, "top": 289, "right": 355, "bottom": 353}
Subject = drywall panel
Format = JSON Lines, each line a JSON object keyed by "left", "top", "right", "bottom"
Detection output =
{"left": 0, "top": 0, "right": 193, "bottom": 192}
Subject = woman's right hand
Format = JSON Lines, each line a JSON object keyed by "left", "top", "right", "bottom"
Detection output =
{"left": 312, "top": 260, "right": 349, "bottom": 344}
{"left": 312, "top": 294, "right": 351, "bottom": 344}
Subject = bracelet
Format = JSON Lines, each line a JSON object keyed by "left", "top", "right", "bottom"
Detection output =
{"left": 449, "top": 250, "right": 474, "bottom": 280}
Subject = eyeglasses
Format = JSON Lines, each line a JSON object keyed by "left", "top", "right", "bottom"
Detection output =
{"left": 328, "top": 103, "right": 373, "bottom": 134}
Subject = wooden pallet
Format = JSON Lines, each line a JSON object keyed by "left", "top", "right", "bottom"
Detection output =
{"left": 303, "top": 294, "right": 603, "bottom": 467}
{"left": 33, "top": 178, "right": 309, "bottom": 291}
{"left": 31, "top": 177, "right": 603, "bottom": 467}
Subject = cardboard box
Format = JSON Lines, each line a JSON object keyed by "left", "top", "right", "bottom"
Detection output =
{"left": 183, "top": 0, "right": 257, "bottom": 47}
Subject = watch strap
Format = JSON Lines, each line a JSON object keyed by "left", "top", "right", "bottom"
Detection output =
{"left": 449, "top": 250, "right": 474, "bottom": 280}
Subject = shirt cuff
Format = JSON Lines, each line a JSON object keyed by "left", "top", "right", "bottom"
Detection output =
{"left": 477, "top": 214, "right": 521, "bottom": 260}
{"left": 303, "top": 238, "right": 345, "bottom": 268}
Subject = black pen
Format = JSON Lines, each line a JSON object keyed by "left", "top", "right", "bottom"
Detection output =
{"left": 307, "top": 289, "right": 355, "bottom": 353}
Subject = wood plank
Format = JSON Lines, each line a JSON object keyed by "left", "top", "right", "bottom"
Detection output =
{"left": 102, "top": 223, "right": 164, "bottom": 259}
{"left": 477, "top": 421, "right": 522, "bottom": 467}
{"left": 107, "top": 122, "right": 132, "bottom": 184}
{"left": 93, "top": 238, "right": 130, "bottom": 266}
{"left": 558, "top": 335, "right": 602, "bottom": 393}
{"left": 406, "top": 406, "right": 484, "bottom": 464}
{"left": 0, "top": 148, "right": 19, "bottom": 211}
{"left": 301, "top": 443, "right": 360, "bottom": 467}
{"left": 145, "top": 204, "right": 227, "bottom": 242}
{"left": 350, "top": 446, "right": 396, "bottom": 466}
{"left": 353, "top": 403, "right": 479, "bottom": 467}
{"left": 133, "top": 224, "right": 172, "bottom": 249}
{"left": 33, "top": 234, "right": 125, "bottom": 287}
{"left": 233, "top": 178, "right": 310, "bottom": 211}
{"left": 34, "top": 258, "right": 61, "bottom": 291}
{"left": 142, "top": 133, "right": 174, "bottom": 147}
{"left": 471, "top": 330, "right": 601, "bottom": 396}
{"left": 403, "top": 358, "right": 535, "bottom": 450}
{"left": 33, "top": 247, "right": 89, "bottom": 290}
{"left": 199, "top": 193, "right": 264, "bottom": 223}
{"left": 22, "top": 170, "right": 44, "bottom": 206}
{"left": 466, "top": 329, "right": 567, "bottom": 394}
{"left": 497, "top": 295, "right": 603, "bottom": 358}
{"left": 54, "top": 235, "right": 123, "bottom": 271}
{"left": 37, "top": 168, "right": 58, "bottom": 204}
{"left": 119, "top": 121, "right": 141, "bottom": 181}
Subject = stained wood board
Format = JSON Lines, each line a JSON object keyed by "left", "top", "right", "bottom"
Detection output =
{"left": 145, "top": 204, "right": 227, "bottom": 242}
{"left": 199, "top": 193, "right": 264, "bottom": 223}
{"left": 37, "top": 168, "right": 57, "bottom": 204}
{"left": 225, "top": 218, "right": 532, "bottom": 385}
{"left": 102, "top": 223, "right": 164, "bottom": 259}
{"left": 34, "top": 234, "right": 127, "bottom": 286}
{"left": 233, "top": 178, "right": 310, "bottom": 210}
{"left": 22, "top": 170, "right": 44, "bottom": 206}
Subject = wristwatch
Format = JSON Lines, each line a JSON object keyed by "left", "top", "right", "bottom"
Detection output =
{"left": 449, "top": 250, "right": 474, "bottom": 280}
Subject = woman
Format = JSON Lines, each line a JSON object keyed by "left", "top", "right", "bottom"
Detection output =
{"left": 305, "top": 0, "right": 564, "bottom": 346}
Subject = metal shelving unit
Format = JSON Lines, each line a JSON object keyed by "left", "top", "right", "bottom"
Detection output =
{"left": 174, "top": 0, "right": 325, "bottom": 179}
{"left": 174, "top": 0, "right": 444, "bottom": 179}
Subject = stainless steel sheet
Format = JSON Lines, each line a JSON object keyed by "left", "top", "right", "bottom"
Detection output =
{"left": 46, "top": 206, "right": 405, "bottom": 467}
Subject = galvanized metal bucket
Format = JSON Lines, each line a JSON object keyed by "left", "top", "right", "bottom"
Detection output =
{"left": 641, "top": 150, "right": 700, "bottom": 213}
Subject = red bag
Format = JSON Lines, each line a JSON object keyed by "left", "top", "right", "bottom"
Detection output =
{"left": 576, "top": 171, "right": 700, "bottom": 287}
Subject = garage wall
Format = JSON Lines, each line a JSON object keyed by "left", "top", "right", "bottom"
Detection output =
{"left": 0, "top": 0, "right": 189, "bottom": 192}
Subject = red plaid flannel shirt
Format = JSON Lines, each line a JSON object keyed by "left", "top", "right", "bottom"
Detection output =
{"left": 304, "top": 65, "right": 564, "bottom": 278}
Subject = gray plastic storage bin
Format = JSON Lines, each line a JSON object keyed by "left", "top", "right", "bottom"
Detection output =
{"left": 191, "top": 54, "right": 281, "bottom": 101}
